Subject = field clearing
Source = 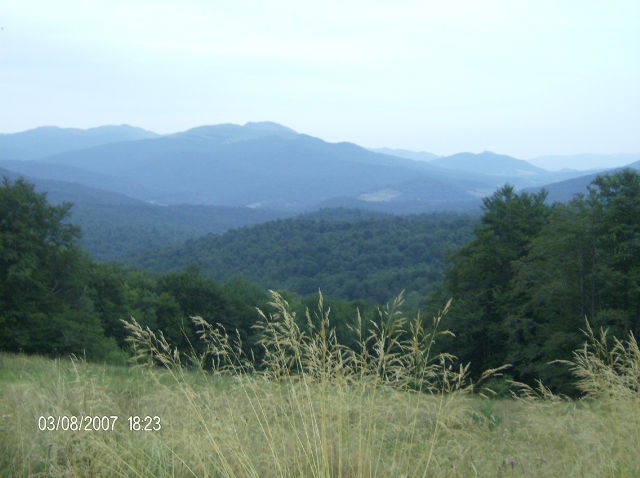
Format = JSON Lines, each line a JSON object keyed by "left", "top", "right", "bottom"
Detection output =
{"left": 1, "top": 352, "right": 638, "bottom": 477}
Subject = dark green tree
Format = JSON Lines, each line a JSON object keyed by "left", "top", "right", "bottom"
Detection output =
{"left": 0, "top": 177, "right": 110, "bottom": 357}
{"left": 155, "top": 265, "right": 239, "bottom": 351}
{"left": 443, "top": 185, "right": 550, "bottom": 374}
{"left": 587, "top": 169, "right": 640, "bottom": 334}
{"left": 87, "top": 262, "right": 133, "bottom": 347}
{"left": 498, "top": 170, "right": 639, "bottom": 391}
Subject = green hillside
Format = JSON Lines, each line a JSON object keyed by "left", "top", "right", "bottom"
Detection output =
{"left": 129, "top": 212, "right": 477, "bottom": 304}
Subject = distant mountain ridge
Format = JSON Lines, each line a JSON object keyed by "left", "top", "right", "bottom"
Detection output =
{"left": 0, "top": 159, "right": 166, "bottom": 200}
{"left": 430, "top": 151, "right": 546, "bottom": 176}
{"left": 2, "top": 121, "right": 633, "bottom": 218}
{"left": 16, "top": 122, "right": 486, "bottom": 210}
{"left": 529, "top": 153, "right": 640, "bottom": 171}
{"left": 370, "top": 148, "right": 440, "bottom": 162}
{"left": 0, "top": 124, "right": 158, "bottom": 160}
{"left": 171, "top": 121, "right": 298, "bottom": 143}
{"left": 4, "top": 121, "right": 640, "bottom": 263}
{"left": 524, "top": 161, "right": 640, "bottom": 202}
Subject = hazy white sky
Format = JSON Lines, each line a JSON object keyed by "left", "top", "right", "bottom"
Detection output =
{"left": 1, "top": 0, "right": 639, "bottom": 157}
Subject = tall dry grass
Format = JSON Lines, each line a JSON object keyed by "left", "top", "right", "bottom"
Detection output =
{"left": 564, "top": 320, "right": 640, "bottom": 400}
{"left": 117, "top": 290, "right": 499, "bottom": 477}
{"left": 2, "top": 300, "right": 639, "bottom": 476}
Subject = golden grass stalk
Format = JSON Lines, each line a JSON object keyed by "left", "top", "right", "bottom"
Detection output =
{"left": 114, "top": 290, "right": 492, "bottom": 477}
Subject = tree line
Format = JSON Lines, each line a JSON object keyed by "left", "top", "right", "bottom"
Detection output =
{"left": 434, "top": 169, "right": 640, "bottom": 392}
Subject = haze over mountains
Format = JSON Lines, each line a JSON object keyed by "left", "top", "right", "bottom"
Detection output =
{"left": 528, "top": 153, "right": 640, "bottom": 172}
{"left": 5, "top": 122, "right": 484, "bottom": 210}
{"left": 0, "top": 125, "right": 158, "bottom": 160}
{"left": 2, "top": 121, "right": 639, "bottom": 261}
{"left": 373, "top": 148, "right": 640, "bottom": 173}
{"left": 370, "top": 148, "right": 439, "bottom": 162}
{"left": 523, "top": 159, "right": 640, "bottom": 202}
{"left": 0, "top": 166, "right": 290, "bottom": 260}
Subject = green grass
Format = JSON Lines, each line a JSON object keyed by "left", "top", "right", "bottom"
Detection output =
{"left": 2, "top": 293, "right": 639, "bottom": 477}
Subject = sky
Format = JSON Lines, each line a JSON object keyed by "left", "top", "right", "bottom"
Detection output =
{"left": 1, "top": 0, "right": 639, "bottom": 160}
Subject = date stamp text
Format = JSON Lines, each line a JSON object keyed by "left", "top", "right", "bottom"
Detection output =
{"left": 37, "top": 415, "right": 161, "bottom": 432}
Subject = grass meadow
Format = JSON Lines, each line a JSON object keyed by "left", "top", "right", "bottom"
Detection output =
{"left": 1, "top": 292, "right": 639, "bottom": 477}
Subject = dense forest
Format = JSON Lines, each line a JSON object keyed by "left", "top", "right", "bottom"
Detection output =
{"left": 0, "top": 178, "right": 383, "bottom": 362}
{"left": 1, "top": 170, "right": 639, "bottom": 394}
{"left": 435, "top": 169, "right": 640, "bottom": 392}
{"left": 129, "top": 211, "right": 477, "bottom": 305}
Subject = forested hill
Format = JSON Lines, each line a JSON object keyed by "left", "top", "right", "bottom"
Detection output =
{"left": 128, "top": 212, "right": 477, "bottom": 304}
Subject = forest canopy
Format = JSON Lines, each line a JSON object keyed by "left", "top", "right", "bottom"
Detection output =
{"left": 437, "top": 169, "right": 640, "bottom": 392}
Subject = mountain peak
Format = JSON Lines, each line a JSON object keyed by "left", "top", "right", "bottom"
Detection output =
{"left": 243, "top": 121, "right": 298, "bottom": 135}
{"left": 431, "top": 151, "right": 547, "bottom": 175}
{"left": 180, "top": 122, "right": 298, "bottom": 142}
